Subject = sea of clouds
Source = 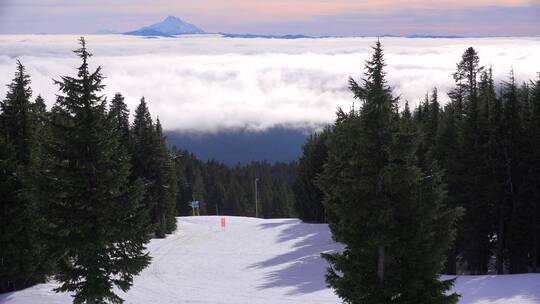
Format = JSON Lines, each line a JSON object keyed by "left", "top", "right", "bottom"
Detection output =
{"left": 0, "top": 35, "right": 538, "bottom": 133}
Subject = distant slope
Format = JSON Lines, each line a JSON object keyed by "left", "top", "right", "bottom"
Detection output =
{"left": 124, "top": 28, "right": 173, "bottom": 37}
{"left": 406, "top": 34, "right": 464, "bottom": 38}
{"left": 94, "top": 29, "right": 119, "bottom": 35}
{"left": 165, "top": 128, "right": 308, "bottom": 165}
{"left": 125, "top": 16, "right": 204, "bottom": 37}
{"left": 219, "top": 33, "right": 312, "bottom": 39}
{"left": 1, "top": 217, "right": 539, "bottom": 304}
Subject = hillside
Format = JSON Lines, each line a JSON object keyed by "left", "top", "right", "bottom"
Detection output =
{"left": 165, "top": 128, "right": 307, "bottom": 165}
{"left": 1, "top": 217, "right": 539, "bottom": 303}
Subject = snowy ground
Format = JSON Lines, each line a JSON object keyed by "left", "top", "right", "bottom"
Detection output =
{"left": 1, "top": 216, "right": 539, "bottom": 304}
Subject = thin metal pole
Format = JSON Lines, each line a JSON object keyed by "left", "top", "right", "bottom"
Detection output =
{"left": 255, "top": 178, "right": 259, "bottom": 218}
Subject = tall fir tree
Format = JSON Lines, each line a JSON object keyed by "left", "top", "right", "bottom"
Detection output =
{"left": 293, "top": 126, "right": 331, "bottom": 223}
{"left": 526, "top": 75, "right": 540, "bottom": 272}
{"left": 131, "top": 98, "right": 158, "bottom": 230}
{"left": 43, "top": 38, "right": 151, "bottom": 304}
{"left": 476, "top": 67, "right": 509, "bottom": 274}
{"left": 131, "top": 97, "right": 154, "bottom": 180}
{"left": 319, "top": 41, "right": 460, "bottom": 303}
{"left": 1, "top": 61, "right": 34, "bottom": 164}
{"left": 414, "top": 88, "right": 441, "bottom": 171}
{"left": 400, "top": 101, "right": 414, "bottom": 132}
{"left": 455, "top": 48, "right": 492, "bottom": 274}
{"left": 0, "top": 61, "right": 51, "bottom": 292}
{"left": 500, "top": 70, "right": 529, "bottom": 274}
{"left": 171, "top": 148, "right": 194, "bottom": 216}
{"left": 435, "top": 102, "right": 462, "bottom": 275}
{"left": 153, "top": 118, "right": 178, "bottom": 237}
{"left": 131, "top": 99, "right": 177, "bottom": 237}
{"left": 108, "top": 93, "right": 131, "bottom": 149}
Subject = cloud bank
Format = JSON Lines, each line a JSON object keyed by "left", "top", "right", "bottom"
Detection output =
{"left": 0, "top": 35, "right": 539, "bottom": 133}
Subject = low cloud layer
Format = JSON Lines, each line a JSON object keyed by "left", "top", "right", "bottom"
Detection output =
{"left": 0, "top": 35, "right": 538, "bottom": 133}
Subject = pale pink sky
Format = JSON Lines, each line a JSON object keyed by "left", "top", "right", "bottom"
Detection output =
{"left": 1, "top": 0, "right": 539, "bottom": 35}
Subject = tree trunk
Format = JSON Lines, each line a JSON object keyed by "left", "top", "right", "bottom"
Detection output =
{"left": 446, "top": 246, "right": 457, "bottom": 275}
{"left": 533, "top": 229, "right": 538, "bottom": 273}
{"left": 377, "top": 245, "right": 385, "bottom": 286}
{"left": 496, "top": 199, "right": 505, "bottom": 274}
{"left": 533, "top": 194, "right": 539, "bottom": 273}
{"left": 534, "top": 180, "right": 539, "bottom": 273}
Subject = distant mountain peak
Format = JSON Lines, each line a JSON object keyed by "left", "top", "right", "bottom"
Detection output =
{"left": 164, "top": 15, "right": 180, "bottom": 21}
{"left": 125, "top": 16, "right": 205, "bottom": 37}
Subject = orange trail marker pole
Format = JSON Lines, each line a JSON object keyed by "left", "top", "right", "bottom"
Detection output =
{"left": 220, "top": 217, "right": 226, "bottom": 229}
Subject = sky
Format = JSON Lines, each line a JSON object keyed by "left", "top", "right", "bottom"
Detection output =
{"left": 0, "top": 0, "right": 539, "bottom": 36}
{"left": 0, "top": 35, "right": 538, "bottom": 133}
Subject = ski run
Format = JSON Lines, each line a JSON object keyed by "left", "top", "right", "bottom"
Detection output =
{"left": 1, "top": 216, "right": 539, "bottom": 304}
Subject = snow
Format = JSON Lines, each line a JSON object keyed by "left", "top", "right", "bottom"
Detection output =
{"left": 143, "top": 16, "right": 204, "bottom": 35}
{"left": 1, "top": 216, "right": 539, "bottom": 303}
{"left": 444, "top": 274, "right": 540, "bottom": 304}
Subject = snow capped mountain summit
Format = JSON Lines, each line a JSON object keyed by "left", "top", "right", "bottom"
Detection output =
{"left": 125, "top": 16, "right": 205, "bottom": 37}
{"left": 146, "top": 16, "right": 205, "bottom": 35}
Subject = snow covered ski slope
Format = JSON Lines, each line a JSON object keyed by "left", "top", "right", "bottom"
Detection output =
{"left": 1, "top": 216, "right": 539, "bottom": 303}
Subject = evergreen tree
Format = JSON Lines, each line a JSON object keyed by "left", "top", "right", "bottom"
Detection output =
{"left": 414, "top": 88, "right": 440, "bottom": 171}
{"left": 319, "top": 41, "right": 460, "bottom": 303}
{"left": 31, "top": 95, "right": 50, "bottom": 159}
{"left": 171, "top": 148, "right": 195, "bottom": 216}
{"left": 131, "top": 100, "right": 178, "bottom": 237}
{"left": 1, "top": 61, "right": 34, "bottom": 164}
{"left": 480, "top": 68, "right": 508, "bottom": 274}
{"left": 453, "top": 47, "right": 482, "bottom": 101}
{"left": 43, "top": 38, "right": 151, "bottom": 304}
{"left": 501, "top": 70, "right": 529, "bottom": 273}
{"left": 435, "top": 102, "right": 462, "bottom": 275}
{"left": 224, "top": 179, "right": 245, "bottom": 216}
{"left": 191, "top": 168, "right": 207, "bottom": 214}
{"left": 526, "top": 75, "right": 540, "bottom": 272}
{"left": 131, "top": 97, "right": 154, "bottom": 181}
{"left": 108, "top": 93, "right": 131, "bottom": 149}
{"left": 0, "top": 61, "right": 50, "bottom": 292}
{"left": 293, "top": 127, "right": 331, "bottom": 223}
{"left": 400, "top": 101, "right": 414, "bottom": 132}
{"left": 153, "top": 118, "right": 178, "bottom": 237}
{"left": 130, "top": 98, "right": 159, "bottom": 232}
{"left": 455, "top": 48, "right": 492, "bottom": 275}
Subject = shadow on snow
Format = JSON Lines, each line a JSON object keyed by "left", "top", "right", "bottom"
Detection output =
{"left": 248, "top": 220, "right": 342, "bottom": 295}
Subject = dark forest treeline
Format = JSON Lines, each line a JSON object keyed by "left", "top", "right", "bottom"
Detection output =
{"left": 294, "top": 45, "right": 540, "bottom": 283}
{"left": 172, "top": 148, "right": 297, "bottom": 218}
{"left": 0, "top": 38, "right": 297, "bottom": 302}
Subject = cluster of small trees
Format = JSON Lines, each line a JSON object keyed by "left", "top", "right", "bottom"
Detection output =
{"left": 0, "top": 38, "right": 177, "bottom": 303}
{"left": 172, "top": 149, "right": 297, "bottom": 218}
{"left": 294, "top": 42, "right": 540, "bottom": 302}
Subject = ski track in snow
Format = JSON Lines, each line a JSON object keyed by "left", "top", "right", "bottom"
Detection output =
{"left": 1, "top": 216, "right": 539, "bottom": 303}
